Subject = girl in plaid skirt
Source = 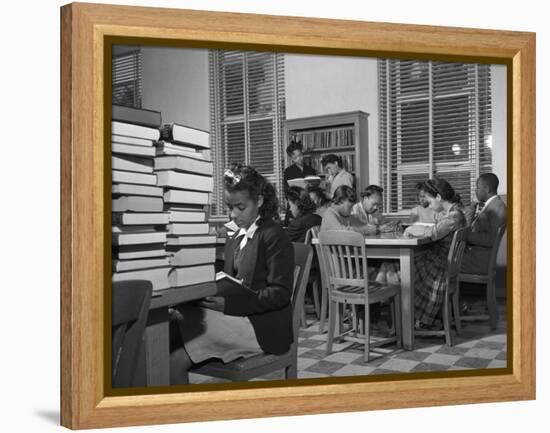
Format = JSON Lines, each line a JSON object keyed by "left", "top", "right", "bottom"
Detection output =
{"left": 404, "top": 178, "right": 466, "bottom": 328}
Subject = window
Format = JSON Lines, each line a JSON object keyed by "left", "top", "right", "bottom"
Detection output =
{"left": 378, "top": 60, "right": 492, "bottom": 213}
{"left": 112, "top": 49, "right": 143, "bottom": 108}
{"left": 209, "top": 50, "right": 286, "bottom": 216}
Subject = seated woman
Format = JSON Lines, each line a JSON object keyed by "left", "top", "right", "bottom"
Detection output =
{"left": 307, "top": 185, "right": 330, "bottom": 218}
{"left": 320, "top": 185, "right": 376, "bottom": 235}
{"left": 403, "top": 178, "right": 466, "bottom": 329}
{"left": 408, "top": 181, "right": 438, "bottom": 224}
{"left": 169, "top": 164, "right": 294, "bottom": 384}
{"left": 286, "top": 186, "right": 322, "bottom": 243}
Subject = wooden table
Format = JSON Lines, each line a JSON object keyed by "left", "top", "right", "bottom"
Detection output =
{"left": 145, "top": 282, "right": 216, "bottom": 386}
{"left": 313, "top": 232, "right": 432, "bottom": 350}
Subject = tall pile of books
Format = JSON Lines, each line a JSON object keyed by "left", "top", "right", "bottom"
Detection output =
{"left": 111, "top": 106, "right": 172, "bottom": 292}
{"left": 155, "top": 123, "right": 217, "bottom": 288}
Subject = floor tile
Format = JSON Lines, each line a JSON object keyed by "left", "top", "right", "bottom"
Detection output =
{"left": 464, "top": 347, "right": 501, "bottom": 359}
{"left": 331, "top": 364, "right": 377, "bottom": 377}
{"left": 305, "top": 360, "right": 347, "bottom": 375}
{"left": 377, "top": 358, "right": 419, "bottom": 372}
{"left": 411, "top": 362, "right": 451, "bottom": 372}
{"left": 422, "top": 353, "right": 462, "bottom": 366}
{"left": 487, "top": 360, "right": 507, "bottom": 368}
{"left": 453, "top": 356, "right": 492, "bottom": 369}
{"left": 323, "top": 351, "right": 363, "bottom": 364}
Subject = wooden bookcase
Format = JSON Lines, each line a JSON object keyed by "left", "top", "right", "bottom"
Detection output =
{"left": 284, "top": 110, "right": 370, "bottom": 196}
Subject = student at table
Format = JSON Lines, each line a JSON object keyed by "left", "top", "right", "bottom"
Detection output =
{"left": 286, "top": 186, "right": 323, "bottom": 243}
{"left": 321, "top": 154, "right": 354, "bottom": 198}
{"left": 307, "top": 185, "right": 330, "bottom": 218}
{"left": 320, "top": 185, "right": 376, "bottom": 235}
{"left": 283, "top": 141, "right": 317, "bottom": 226}
{"left": 408, "top": 181, "right": 438, "bottom": 224}
{"left": 169, "top": 165, "right": 295, "bottom": 384}
{"left": 403, "top": 178, "right": 466, "bottom": 329}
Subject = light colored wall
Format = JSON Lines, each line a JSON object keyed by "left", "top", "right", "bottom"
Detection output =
{"left": 284, "top": 53, "right": 380, "bottom": 183}
{"left": 141, "top": 47, "right": 210, "bottom": 130}
{"left": 491, "top": 64, "right": 507, "bottom": 194}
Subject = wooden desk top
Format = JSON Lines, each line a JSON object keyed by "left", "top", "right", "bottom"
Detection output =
{"left": 150, "top": 282, "right": 217, "bottom": 309}
{"left": 312, "top": 232, "right": 432, "bottom": 246}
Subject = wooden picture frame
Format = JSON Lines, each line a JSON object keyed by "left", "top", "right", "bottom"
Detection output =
{"left": 60, "top": 2, "right": 535, "bottom": 429}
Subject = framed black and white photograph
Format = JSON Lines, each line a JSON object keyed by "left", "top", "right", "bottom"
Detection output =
{"left": 60, "top": 2, "right": 535, "bottom": 429}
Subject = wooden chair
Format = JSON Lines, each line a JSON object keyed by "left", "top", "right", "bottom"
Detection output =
{"left": 112, "top": 280, "right": 153, "bottom": 388}
{"left": 318, "top": 230, "right": 401, "bottom": 362}
{"left": 191, "top": 242, "right": 313, "bottom": 381}
{"left": 415, "top": 227, "right": 471, "bottom": 346}
{"left": 301, "top": 225, "right": 322, "bottom": 327}
{"left": 458, "top": 224, "right": 506, "bottom": 329}
{"left": 306, "top": 225, "right": 331, "bottom": 333}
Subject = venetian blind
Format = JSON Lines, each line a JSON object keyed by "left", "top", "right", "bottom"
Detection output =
{"left": 209, "top": 50, "right": 286, "bottom": 216}
{"left": 112, "top": 50, "right": 143, "bottom": 108}
{"left": 378, "top": 59, "right": 492, "bottom": 213}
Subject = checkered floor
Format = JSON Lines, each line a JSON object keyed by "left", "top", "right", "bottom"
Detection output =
{"left": 188, "top": 299, "right": 507, "bottom": 384}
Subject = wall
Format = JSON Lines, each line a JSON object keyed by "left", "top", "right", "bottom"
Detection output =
{"left": 491, "top": 64, "right": 507, "bottom": 194}
{"left": 284, "top": 53, "right": 380, "bottom": 183}
{"left": 141, "top": 47, "right": 210, "bottom": 130}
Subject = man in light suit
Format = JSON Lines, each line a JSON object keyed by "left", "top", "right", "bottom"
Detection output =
{"left": 461, "top": 173, "right": 507, "bottom": 275}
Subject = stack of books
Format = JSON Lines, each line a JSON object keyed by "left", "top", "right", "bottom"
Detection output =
{"left": 155, "top": 123, "right": 217, "bottom": 288}
{"left": 111, "top": 107, "right": 172, "bottom": 292}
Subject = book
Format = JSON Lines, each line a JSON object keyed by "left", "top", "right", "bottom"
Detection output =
{"left": 112, "top": 196, "right": 164, "bottom": 212}
{"left": 112, "top": 121, "right": 160, "bottom": 141}
{"left": 168, "top": 223, "right": 210, "bottom": 236}
{"left": 112, "top": 257, "right": 170, "bottom": 272}
{"left": 113, "top": 267, "right": 171, "bottom": 291}
{"left": 112, "top": 155, "right": 154, "bottom": 173}
{"left": 112, "top": 134, "right": 155, "bottom": 148}
{"left": 156, "top": 170, "right": 213, "bottom": 192}
{"left": 113, "top": 212, "right": 169, "bottom": 226}
{"left": 112, "top": 170, "right": 157, "bottom": 186}
{"left": 155, "top": 141, "right": 206, "bottom": 160}
{"left": 163, "top": 189, "right": 209, "bottom": 205}
{"left": 167, "top": 235, "right": 217, "bottom": 246}
{"left": 168, "top": 210, "right": 206, "bottom": 223}
{"left": 286, "top": 175, "right": 321, "bottom": 189}
{"left": 112, "top": 142, "right": 156, "bottom": 157}
{"left": 215, "top": 271, "right": 255, "bottom": 296}
{"left": 168, "top": 246, "right": 216, "bottom": 267}
{"left": 168, "top": 264, "right": 215, "bottom": 288}
{"left": 164, "top": 203, "right": 205, "bottom": 212}
{"left": 154, "top": 156, "right": 213, "bottom": 176}
{"left": 112, "top": 183, "right": 164, "bottom": 197}
{"left": 115, "top": 244, "right": 166, "bottom": 260}
{"left": 160, "top": 123, "right": 210, "bottom": 149}
{"left": 112, "top": 105, "right": 162, "bottom": 128}
{"left": 112, "top": 230, "right": 167, "bottom": 246}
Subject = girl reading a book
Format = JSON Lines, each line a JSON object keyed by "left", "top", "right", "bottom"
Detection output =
{"left": 169, "top": 164, "right": 295, "bottom": 384}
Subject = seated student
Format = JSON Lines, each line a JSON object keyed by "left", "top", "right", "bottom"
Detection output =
{"left": 321, "top": 154, "right": 354, "bottom": 198}
{"left": 169, "top": 164, "right": 294, "bottom": 384}
{"left": 461, "top": 173, "right": 507, "bottom": 274}
{"left": 409, "top": 181, "right": 438, "bottom": 224}
{"left": 351, "top": 185, "right": 402, "bottom": 234}
{"left": 283, "top": 141, "right": 317, "bottom": 226}
{"left": 403, "top": 178, "right": 466, "bottom": 329}
{"left": 307, "top": 185, "right": 330, "bottom": 218}
{"left": 320, "top": 185, "right": 376, "bottom": 235}
{"left": 286, "top": 186, "right": 323, "bottom": 243}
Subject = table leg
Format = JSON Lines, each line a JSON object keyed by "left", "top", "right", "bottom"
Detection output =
{"left": 144, "top": 307, "right": 170, "bottom": 386}
{"left": 399, "top": 248, "right": 415, "bottom": 350}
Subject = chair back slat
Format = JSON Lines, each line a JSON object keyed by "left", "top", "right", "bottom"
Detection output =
{"left": 447, "top": 227, "right": 471, "bottom": 281}
{"left": 291, "top": 243, "right": 314, "bottom": 341}
{"left": 487, "top": 224, "right": 506, "bottom": 276}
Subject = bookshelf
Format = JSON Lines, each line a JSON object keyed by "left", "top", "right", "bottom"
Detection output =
{"left": 284, "top": 111, "right": 370, "bottom": 196}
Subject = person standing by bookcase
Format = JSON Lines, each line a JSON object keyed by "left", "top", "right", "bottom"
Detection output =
{"left": 283, "top": 141, "right": 317, "bottom": 226}
{"left": 321, "top": 154, "right": 354, "bottom": 198}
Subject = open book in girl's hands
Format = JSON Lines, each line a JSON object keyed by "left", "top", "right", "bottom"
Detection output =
{"left": 215, "top": 271, "right": 255, "bottom": 296}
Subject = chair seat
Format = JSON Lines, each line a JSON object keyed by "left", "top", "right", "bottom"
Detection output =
{"left": 333, "top": 282, "right": 400, "bottom": 303}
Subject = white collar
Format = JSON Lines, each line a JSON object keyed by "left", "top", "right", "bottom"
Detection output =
{"left": 235, "top": 216, "right": 261, "bottom": 250}
{"left": 483, "top": 195, "right": 498, "bottom": 208}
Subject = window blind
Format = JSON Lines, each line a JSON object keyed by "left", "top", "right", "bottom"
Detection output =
{"left": 378, "top": 59, "right": 492, "bottom": 213}
{"left": 112, "top": 50, "right": 143, "bottom": 108}
{"left": 209, "top": 50, "right": 286, "bottom": 216}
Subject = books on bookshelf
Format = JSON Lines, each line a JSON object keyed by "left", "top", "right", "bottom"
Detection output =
{"left": 163, "top": 189, "right": 209, "bottom": 205}
{"left": 160, "top": 123, "right": 210, "bottom": 149}
{"left": 156, "top": 170, "right": 213, "bottom": 192}
{"left": 112, "top": 105, "right": 162, "bottom": 128}
{"left": 112, "top": 196, "right": 164, "bottom": 212}
{"left": 112, "top": 120, "right": 160, "bottom": 141}
{"left": 113, "top": 257, "right": 170, "bottom": 272}
{"left": 112, "top": 229, "right": 167, "bottom": 246}
{"left": 168, "top": 246, "right": 216, "bottom": 267}
{"left": 112, "top": 134, "right": 155, "bottom": 148}
{"left": 113, "top": 267, "right": 172, "bottom": 292}
{"left": 168, "top": 210, "right": 206, "bottom": 223}
{"left": 112, "top": 142, "right": 156, "bottom": 158}
{"left": 155, "top": 141, "right": 206, "bottom": 160}
{"left": 166, "top": 235, "right": 217, "bottom": 246}
{"left": 168, "top": 264, "right": 215, "bottom": 288}
{"left": 167, "top": 223, "right": 210, "bottom": 236}
{"left": 112, "top": 155, "right": 154, "bottom": 173}
{"left": 112, "top": 183, "right": 163, "bottom": 197}
{"left": 113, "top": 212, "right": 169, "bottom": 226}
{"left": 115, "top": 244, "right": 167, "bottom": 260}
{"left": 112, "top": 170, "right": 157, "bottom": 186}
{"left": 154, "top": 155, "right": 213, "bottom": 176}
